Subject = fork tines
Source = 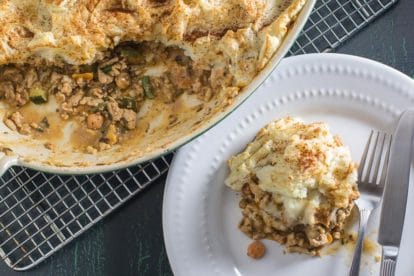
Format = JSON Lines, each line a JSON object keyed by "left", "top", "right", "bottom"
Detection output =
{"left": 358, "top": 130, "right": 392, "bottom": 186}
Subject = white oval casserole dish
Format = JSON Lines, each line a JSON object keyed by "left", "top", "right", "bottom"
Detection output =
{"left": 0, "top": 0, "right": 316, "bottom": 175}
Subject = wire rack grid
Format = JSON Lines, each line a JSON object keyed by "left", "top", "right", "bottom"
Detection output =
{"left": 0, "top": 0, "right": 398, "bottom": 271}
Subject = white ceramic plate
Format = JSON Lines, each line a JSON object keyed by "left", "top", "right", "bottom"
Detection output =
{"left": 163, "top": 53, "right": 414, "bottom": 276}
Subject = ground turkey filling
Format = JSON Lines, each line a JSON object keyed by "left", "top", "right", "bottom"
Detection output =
{"left": 0, "top": 42, "right": 227, "bottom": 153}
{"left": 238, "top": 180, "right": 356, "bottom": 256}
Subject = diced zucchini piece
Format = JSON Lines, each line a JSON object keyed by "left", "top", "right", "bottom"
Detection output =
{"left": 101, "top": 65, "right": 112, "bottom": 74}
{"left": 34, "top": 117, "right": 50, "bottom": 132}
{"left": 90, "top": 102, "right": 107, "bottom": 113}
{"left": 142, "top": 76, "right": 155, "bottom": 99}
{"left": 33, "top": 126, "right": 44, "bottom": 133}
{"left": 91, "top": 63, "right": 99, "bottom": 73}
{"left": 29, "top": 86, "right": 48, "bottom": 104}
{"left": 72, "top": 72, "right": 94, "bottom": 81}
{"left": 118, "top": 97, "right": 138, "bottom": 112}
{"left": 120, "top": 47, "right": 140, "bottom": 58}
{"left": 120, "top": 47, "right": 143, "bottom": 64}
{"left": 40, "top": 117, "right": 50, "bottom": 129}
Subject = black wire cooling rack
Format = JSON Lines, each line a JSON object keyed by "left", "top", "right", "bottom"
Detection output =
{"left": 0, "top": 0, "right": 398, "bottom": 270}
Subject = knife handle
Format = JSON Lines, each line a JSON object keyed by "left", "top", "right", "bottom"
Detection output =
{"left": 380, "top": 246, "right": 399, "bottom": 276}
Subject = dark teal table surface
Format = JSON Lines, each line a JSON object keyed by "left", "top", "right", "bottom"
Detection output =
{"left": 1, "top": 0, "right": 413, "bottom": 275}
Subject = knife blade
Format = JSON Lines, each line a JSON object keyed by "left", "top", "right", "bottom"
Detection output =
{"left": 378, "top": 109, "right": 414, "bottom": 276}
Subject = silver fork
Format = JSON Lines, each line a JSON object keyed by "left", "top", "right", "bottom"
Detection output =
{"left": 349, "top": 131, "right": 392, "bottom": 276}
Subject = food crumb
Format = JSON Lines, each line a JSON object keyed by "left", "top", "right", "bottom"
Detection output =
{"left": 375, "top": 255, "right": 381, "bottom": 263}
{"left": 44, "top": 142, "right": 54, "bottom": 150}
{"left": 362, "top": 238, "right": 379, "bottom": 255}
{"left": 86, "top": 145, "right": 98, "bottom": 154}
{"left": 247, "top": 240, "right": 266, "bottom": 259}
{"left": 4, "top": 119, "right": 17, "bottom": 131}
{"left": 1, "top": 147, "right": 13, "bottom": 156}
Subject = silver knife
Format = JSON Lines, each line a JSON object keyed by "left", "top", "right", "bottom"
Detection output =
{"left": 378, "top": 109, "right": 414, "bottom": 276}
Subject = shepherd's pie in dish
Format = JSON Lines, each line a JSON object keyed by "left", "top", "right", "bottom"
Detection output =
{"left": 225, "top": 117, "right": 359, "bottom": 255}
{"left": 0, "top": 0, "right": 307, "bottom": 156}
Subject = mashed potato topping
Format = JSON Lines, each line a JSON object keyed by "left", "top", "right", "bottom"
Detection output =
{"left": 225, "top": 117, "right": 359, "bottom": 255}
{"left": 0, "top": 0, "right": 306, "bottom": 83}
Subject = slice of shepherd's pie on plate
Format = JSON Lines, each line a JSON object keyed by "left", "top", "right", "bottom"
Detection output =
{"left": 225, "top": 117, "right": 360, "bottom": 256}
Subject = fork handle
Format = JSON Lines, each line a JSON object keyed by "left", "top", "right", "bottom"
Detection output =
{"left": 349, "top": 208, "right": 371, "bottom": 276}
{"left": 380, "top": 246, "right": 399, "bottom": 276}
